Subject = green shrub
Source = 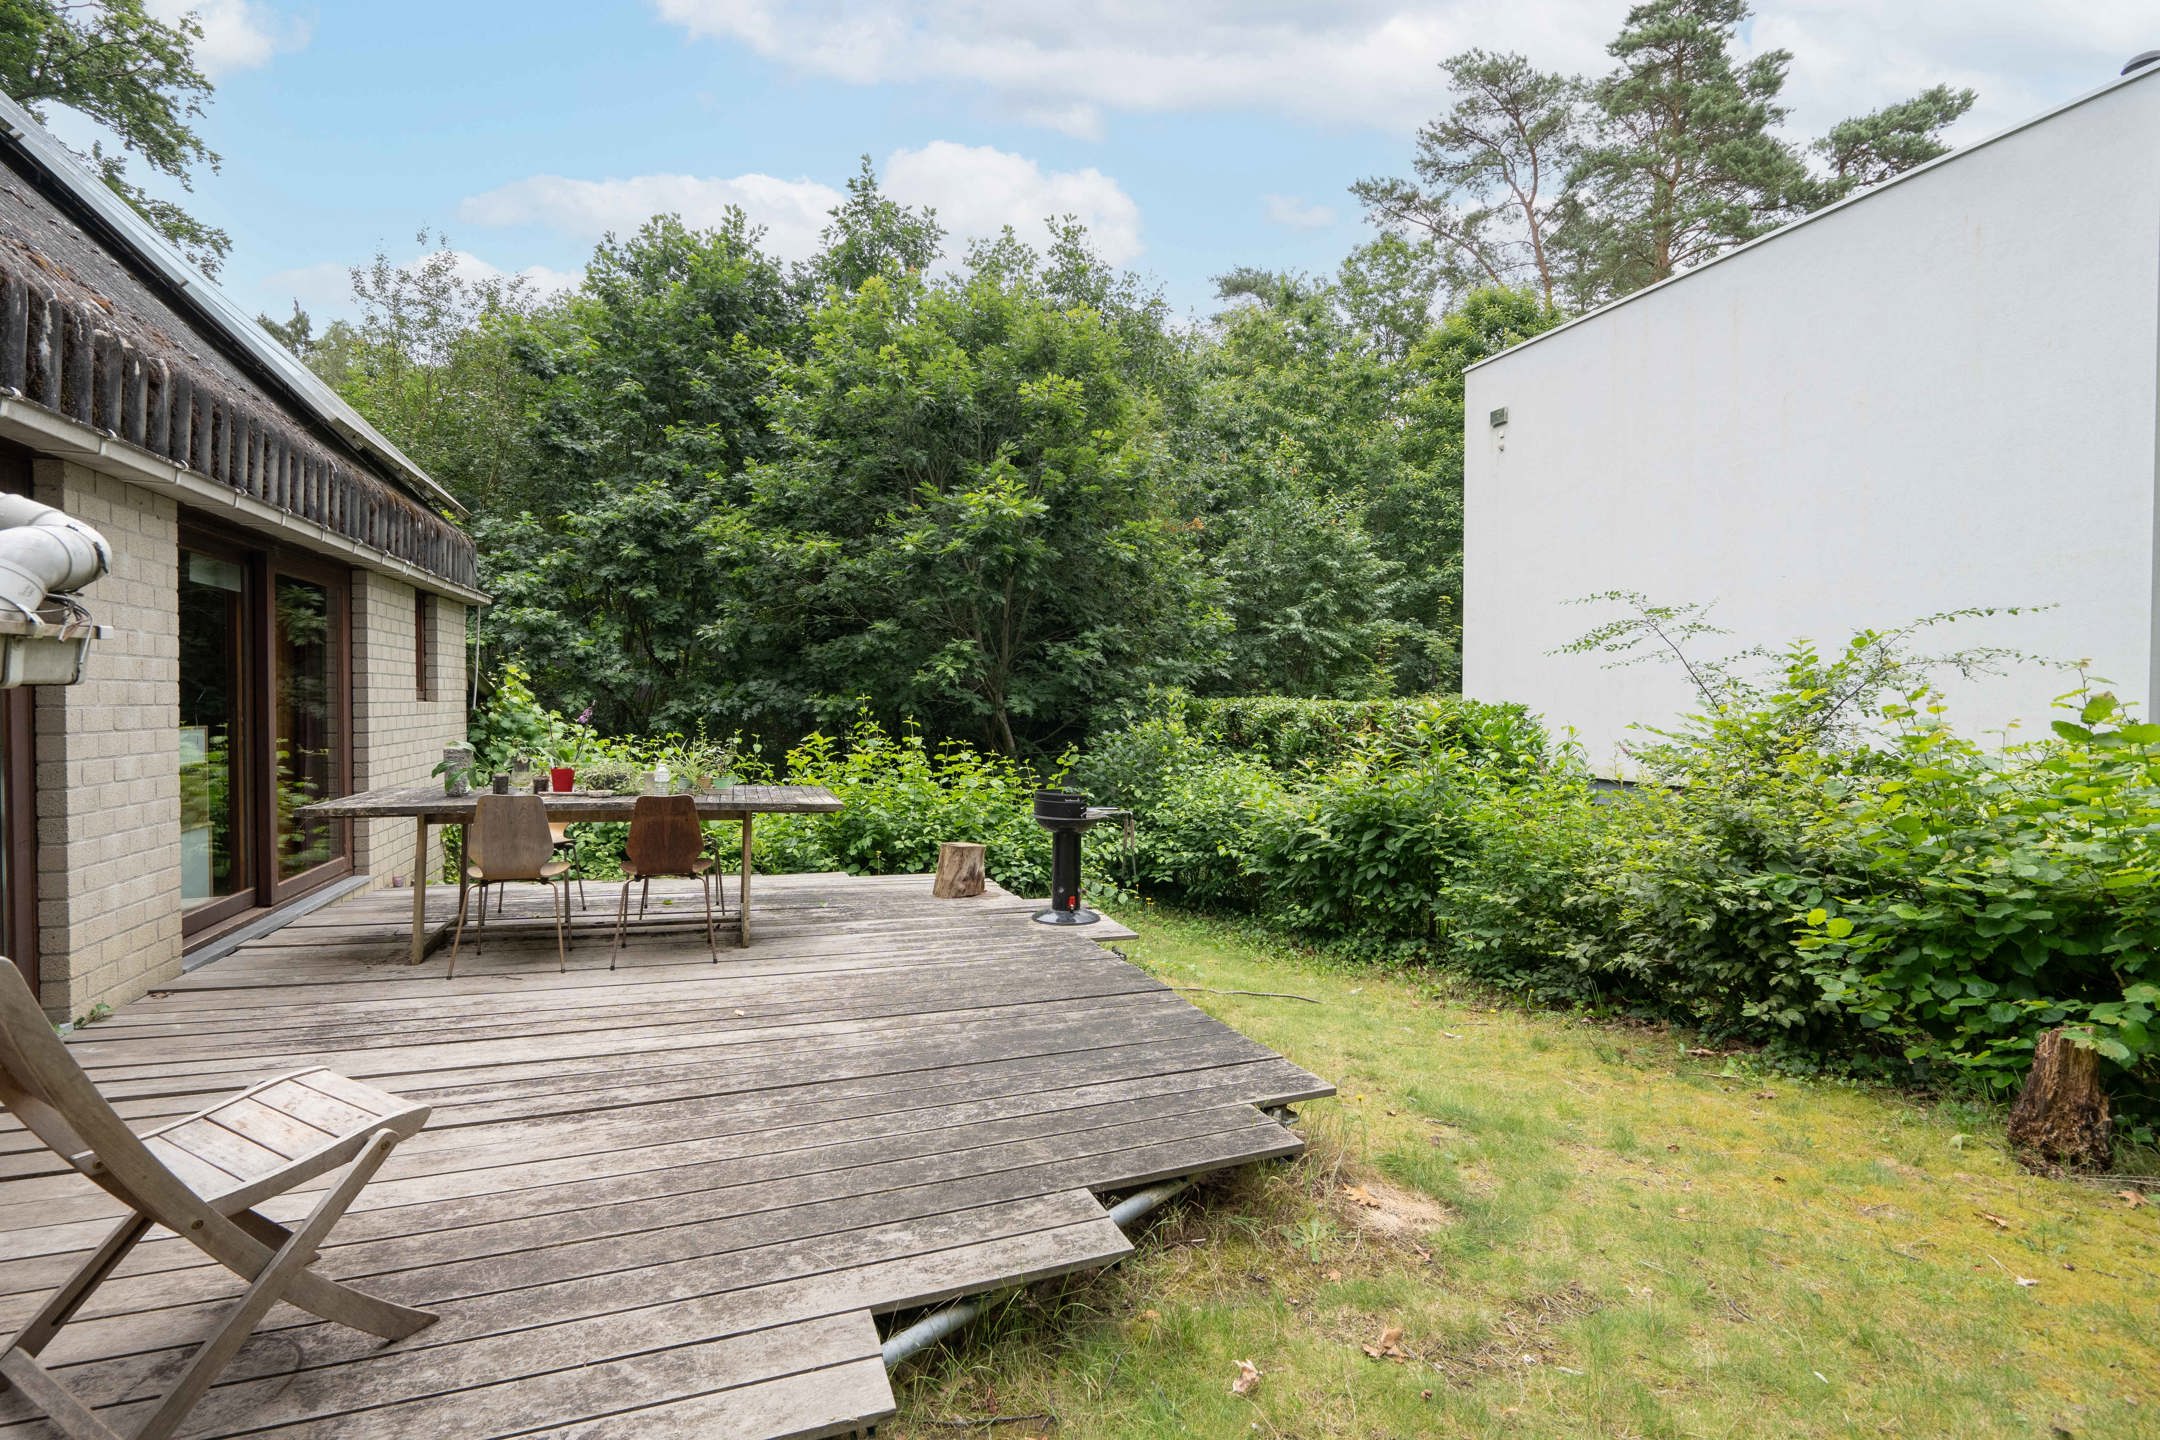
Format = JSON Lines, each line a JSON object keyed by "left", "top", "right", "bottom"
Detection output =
{"left": 752, "top": 719, "right": 1115, "bottom": 900}
{"left": 1247, "top": 753, "right": 1484, "bottom": 953}
{"left": 1095, "top": 690, "right": 1546, "bottom": 773}
{"left": 1797, "top": 692, "right": 2160, "bottom": 1107}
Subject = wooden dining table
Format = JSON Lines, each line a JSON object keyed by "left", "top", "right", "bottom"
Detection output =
{"left": 300, "top": 783, "right": 845, "bottom": 964}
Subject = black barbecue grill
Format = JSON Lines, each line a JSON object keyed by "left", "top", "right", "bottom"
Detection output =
{"left": 1031, "top": 789, "right": 1126, "bottom": 926}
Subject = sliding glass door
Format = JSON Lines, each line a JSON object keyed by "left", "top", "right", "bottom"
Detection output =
{"left": 180, "top": 524, "right": 351, "bottom": 938}
{"left": 179, "top": 545, "right": 252, "bottom": 925}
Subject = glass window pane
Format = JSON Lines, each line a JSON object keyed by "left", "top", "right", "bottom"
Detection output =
{"left": 275, "top": 575, "right": 342, "bottom": 879}
{"left": 179, "top": 552, "right": 249, "bottom": 907}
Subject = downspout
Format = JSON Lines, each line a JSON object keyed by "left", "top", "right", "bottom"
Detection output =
{"left": 880, "top": 1174, "right": 1204, "bottom": 1370}
{"left": 0, "top": 493, "right": 109, "bottom": 618}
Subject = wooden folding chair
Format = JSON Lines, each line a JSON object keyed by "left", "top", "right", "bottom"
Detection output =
{"left": 612, "top": 794, "right": 721, "bottom": 968}
{"left": 0, "top": 959, "right": 436, "bottom": 1440}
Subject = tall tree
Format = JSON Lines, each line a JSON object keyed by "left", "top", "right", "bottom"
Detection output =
{"left": 1353, "top": 50, "right": 1583, "bottom": 307}
{"left": 750, "top": 240, "right": 1217, "bottom": 753}
{"left": 1555, "top": 0, "right": 1811, "bottom": 305}
{"left": 1383, "top": 285, "right": 1565, "bottom": 690}
{"left": 515, "top": 211, "right": 799, "bottom": 518}
{"left": 1811, "top": 83, "right": 1976, "bottom": 200}
{"left": 0, "top": 0, "right": 229, "bottom": 274}
{"left": 800, "top": 156, "right": 943, "bottom": 298}
{"left": 325, "top": 233, "right": 544, "bottom": 514}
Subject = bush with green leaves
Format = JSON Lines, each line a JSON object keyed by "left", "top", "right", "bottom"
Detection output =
{"left": 1795, "top": 691, "right": 2160, "bottom": 1109}
{"left": 751, "top": 718, "right": 1121, "bottom": 900}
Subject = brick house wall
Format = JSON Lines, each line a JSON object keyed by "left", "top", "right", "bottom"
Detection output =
{"left": 14, "top": 461, "right": 473, "bottom": 1022}
{"left": 350, "top": 569, "right": 469, "bottom": 889}
{"left": 30, "top": 460, "right": 184, "bottom": 1020}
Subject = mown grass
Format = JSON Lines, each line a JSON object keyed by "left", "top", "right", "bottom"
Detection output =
{"left": 886, "top": 907, "right": 2160, "bottom": 1439}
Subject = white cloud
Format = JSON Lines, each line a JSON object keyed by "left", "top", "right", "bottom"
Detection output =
{"left": 1752, "top": 2, "right": 2159, "bottom": 142}
{"left": 255, "top": 251, "right": 580, "bottom": 322}
{"left": 147, "top": 0, "right": 309, "bottom": 76}
{"left": 652, "top": 0, "right": 1618, "bottom": 135}
{"left": 885, "top": 142, "right": 1142, "bottom": 264}
{"left": 1262, "top": 194, "right": 1336, "bottom": 231}
{"left": 460, "top": 172, "right": 843, "bottom": 259}
{"left": 650, "top": 0, "right": 2155, "bottom": 145}
{"left": 458, "top": 143, "right": 1145, "bottom": 266}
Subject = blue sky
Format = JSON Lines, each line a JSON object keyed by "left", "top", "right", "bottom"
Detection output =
{"left": 49, "top": 2, "right": 2159, "bottom": 325}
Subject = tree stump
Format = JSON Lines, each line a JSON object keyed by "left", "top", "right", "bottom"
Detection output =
{"left": 2006, "top": 1028, "right": 2112, "bottom": 1172}
{"left": 932, "top": 842, "right": 986, "bottom": 899}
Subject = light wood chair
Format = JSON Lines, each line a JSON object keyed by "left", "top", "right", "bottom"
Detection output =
{"left": 450, "top": 794, "right": 573, "bottom": 978}
{"left": 0, "top": 959, "right": 435, "bottom": 1440}
{"left": 612, "top": 795, "right": 720, "bottom": 968}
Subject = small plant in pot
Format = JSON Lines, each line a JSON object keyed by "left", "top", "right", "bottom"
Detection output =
{"left": 578, "top": 759, "right": 640, "bottom": 795}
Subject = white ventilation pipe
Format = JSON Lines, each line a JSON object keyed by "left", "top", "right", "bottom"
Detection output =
{"left": 0, "top": 493, "right": 109, "bottom": 619}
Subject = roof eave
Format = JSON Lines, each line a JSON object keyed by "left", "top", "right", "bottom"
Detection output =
{"left": 0, "top": 90, "right": 468, "bottom": 519}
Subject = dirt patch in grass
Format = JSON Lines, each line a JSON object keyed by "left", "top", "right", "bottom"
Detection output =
{"left": 1337, "top": 1177, "right": 1454, "bottom": 1243}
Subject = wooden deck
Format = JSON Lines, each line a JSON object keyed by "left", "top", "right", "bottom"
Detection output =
{"left": 0, "top": 873, "right": 1331, "bottom": 1439}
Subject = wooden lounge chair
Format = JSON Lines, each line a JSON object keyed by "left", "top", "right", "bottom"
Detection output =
{"left": 612, "top": 794, "right": 721, "bottom": 968}
{"left": 450, "top": 793, "right": 573, "bottom": 979}
{"left": 0, "top": 959, "right": 435, "bottom": 1440}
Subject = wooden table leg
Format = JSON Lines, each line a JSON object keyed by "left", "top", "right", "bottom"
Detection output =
{"left": 738, "top": 814, "right": 752, "bottom": 947}
{"left": 410, "top": 816, "right": 430, "bottom": 967}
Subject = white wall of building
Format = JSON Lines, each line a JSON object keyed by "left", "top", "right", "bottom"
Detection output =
{"left": 1462, "top": 69, "right": 2160, "bottom": 774}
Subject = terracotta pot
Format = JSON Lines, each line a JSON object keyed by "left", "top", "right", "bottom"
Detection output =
{"left": 550, "top": 766, "right": 576, "bottom": 793}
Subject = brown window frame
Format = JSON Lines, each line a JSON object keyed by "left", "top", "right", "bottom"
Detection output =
{"left": 180, "top": 516, "right": 354, "bottom": 940}
{"left": 415, "top": 589, "right": 434, "bottom": 701}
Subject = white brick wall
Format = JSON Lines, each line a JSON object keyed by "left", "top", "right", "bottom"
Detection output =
{"left": 31, "top": 460, "right": 183, "bottom": 1020}
{"left": 350, "top": 570, "right": 468, "bottom": 889}
{"left": 20, "top": 462, "right": 472, "bottom": 1019}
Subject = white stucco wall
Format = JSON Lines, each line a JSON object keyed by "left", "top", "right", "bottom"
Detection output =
{"left": 1462, "top": 69, "right": 2160, "bottom": 774}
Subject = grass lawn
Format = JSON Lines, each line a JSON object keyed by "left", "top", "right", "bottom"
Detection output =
{"left": 887, "top": 907, "right": 2160, "bottom": 1439}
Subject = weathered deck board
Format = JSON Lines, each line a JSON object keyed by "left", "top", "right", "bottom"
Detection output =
{"left": 0, "top": 872, "right": 1330, "bottom": 1439}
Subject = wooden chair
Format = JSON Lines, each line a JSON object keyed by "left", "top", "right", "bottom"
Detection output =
{"left": 450, "top": 794, "right": 573, "bottom": 978}
{"left": 0, "top": 959, "right": 435, "bottom": 1440}
{"left": 612, "top": 795, "right": 720, "bottom": 968}
{"left": 548, "top": 820, "right": 589, "bottom": 912}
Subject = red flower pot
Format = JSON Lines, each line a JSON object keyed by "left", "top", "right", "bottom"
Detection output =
{"left": 550, "top": 766, "right": 576, "bottom": 793}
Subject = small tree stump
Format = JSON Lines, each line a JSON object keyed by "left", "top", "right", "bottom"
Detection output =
{"left": 932, "top": 842, "right": 986, "bottom": 899}
{"left": 2007, "top": 1028, "right": 2112, "bottom": 1172}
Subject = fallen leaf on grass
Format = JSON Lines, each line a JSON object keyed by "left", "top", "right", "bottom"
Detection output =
{"left": 1343, "top": 1185, "right": 1382, "bottom": 1209}
{"left": 1976, "top": 1211, "right": 2012, "bottom": 1230}
{"left": 1231, "top": 1360, "right": 1262, "bottom": 1397}
{"left": 1362, "top": 1325, "right": 1412, "bottom": 1361}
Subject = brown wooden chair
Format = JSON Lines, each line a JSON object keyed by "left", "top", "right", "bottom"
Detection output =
{"left": 549, "top": 820, "right": 589, "bottom": 912}
{"left": 450, "top": 794, "right": 573, "bottom": 978}
{"left": 612, "top": 795, "right": 720, "bottom": 968}
{"left": 0, "top": 959, "right": 434, "bottom": 1440}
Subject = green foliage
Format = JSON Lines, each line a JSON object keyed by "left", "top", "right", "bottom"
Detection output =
{"left": 752, "top": 719, "right": 1073, "bottom": 897}
{"left": 1359, "top": 2, "right": 1977, "bottom": 310}
{"left": 1812, "top": 84, "right": 1977, "bottom": 199}
{"left": 1075, "top": 611, "right": 2160, "bottom": 1131}
{"left": 1080, "top": 692, "right": 1545, "bottom": 785}
{"left": 1557, "top": 0, "right": 1813, "bottom": 300}
{"left": 316, "top": 233, "right": 544, "bottom": 514}
{"left": 1351, "top": 49, "right": 1584, "bottom": 306}
{"left": 0, "top": 0, "right": 229, "bottom": 272}
{"left": 745, "top": 241, "right": 1218, "bottom": 754}
{"left": 1796, "top": 692, "right": 2160, "bottom": 1110}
